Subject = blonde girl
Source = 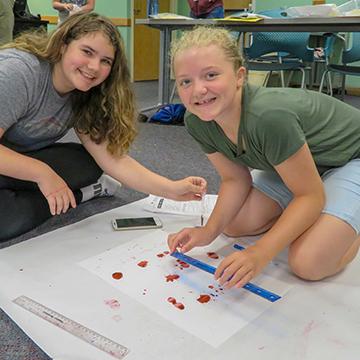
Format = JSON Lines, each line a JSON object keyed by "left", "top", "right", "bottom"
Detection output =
{"left": 168, "top": 26, "right": 360, "bottom": 287}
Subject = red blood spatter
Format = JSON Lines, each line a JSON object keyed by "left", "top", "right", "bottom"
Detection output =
{"left": 207, "top": 252, "right": 219, "bottom": 259}
{"left": 208, "top": 285, "right": 214, "bottom": 289}
{"left": 197, "top": 294, "right": 211, "bottom": 303}
{"left": 163, "top": 251, "right": 170, "bottom": 255}
{"left": 112, "top": 272, "right": 123, "bottom": 280}
{"left": 137, "top": 260, "right": 148, "bottom": 268}
{"left": 166, "top": 274, "right": 180, "bottom": 282}
{"left": 176, "top": 260, "right": 189, "bottom": 268}
{"left": 167, "top": 297, "right": 177, "bottom": 304}
{"left": 157, "top": 253, "right": 165, "bottom": 258}
{"left": 174, "top": 302, "right": 185, "bottom": 310}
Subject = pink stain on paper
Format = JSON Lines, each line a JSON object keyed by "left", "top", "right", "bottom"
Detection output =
{"left": 302, "top": 320, "right": 317, "bottom": 336}
{"left": 104, "top": 299, "right": 121, "bottom": 309}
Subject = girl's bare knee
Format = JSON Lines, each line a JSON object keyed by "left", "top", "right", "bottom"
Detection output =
{"left": 288, "top": 248, "right": 327, "bottom": 281}
{"left": 223, "top": 216, "right": 278, "bottom": 238}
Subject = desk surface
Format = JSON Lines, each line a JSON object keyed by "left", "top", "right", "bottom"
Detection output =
{"left": 136, "top": 16, "right": 360, "bottom": 32}
{"left": 0, "top": 199, "right": 359, "bottom": 360}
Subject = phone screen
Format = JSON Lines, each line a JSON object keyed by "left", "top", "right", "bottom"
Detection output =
{"left": 114, "top": 217, "right": 158, "bottom": 228}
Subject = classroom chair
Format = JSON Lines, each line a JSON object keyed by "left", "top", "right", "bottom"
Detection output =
{"left": 319, "top": 32, "right": 360, "bottom": 101}
{"left": 243, "top": 8, "right": 315, "bottom": 88}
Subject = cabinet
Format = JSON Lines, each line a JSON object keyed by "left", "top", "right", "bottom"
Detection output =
{"left": 223, "top": 0, "right": 251, "bottom": 15}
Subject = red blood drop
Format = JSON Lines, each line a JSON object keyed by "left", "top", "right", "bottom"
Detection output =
{"left": 165, "top": 274, "right": 180, "bottom": 282}
{"left": 197, "top": 294, "right": 211, "bottom": 303}
{"left": 176, "top": 260, "right": 189, "bottom": 268}
{"left": 174, "top": 302, "right": 185, "bottom": 310}
{"left": 167, "top": 297, "right": 177, "bottom": 304}
{"left": 207, "top": 252, "right": 219, "bottom": 259}
{"left": 112, "top": 272, "right": 123, "bottom": 280}
{"left": 137, "top": 260, "right": 148, "bottom": 268}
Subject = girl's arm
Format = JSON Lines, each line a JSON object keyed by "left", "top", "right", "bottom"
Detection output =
{"left": 0, "top": 128, "right": 76, "bottom": 215}
{"left": 78, "top": 133, "right": 206, "bottom": 200}
{"left": 52, "top": 0, "right": 73, "bottom": 11}
{"left": 216, "top": 143, "right": 325, "bottom": 289}
{"left": 168, "top": 151, "right": 252, "bottom": 252}
{"left": 80, "top": 0, "right": 95, "bottom": 12}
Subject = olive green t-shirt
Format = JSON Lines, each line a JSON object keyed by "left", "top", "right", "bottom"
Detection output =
{"left": 185, "top": 84, "right": 360, "bottom": 174}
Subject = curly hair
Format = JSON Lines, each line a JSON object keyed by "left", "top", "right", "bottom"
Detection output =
{"left": 1, "top": 12, "right": 137, "bottom": 157}
{"left": 170, "top": 25, "right": 244, "bottom": 72}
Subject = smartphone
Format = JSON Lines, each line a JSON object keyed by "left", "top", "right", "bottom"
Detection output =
{"left": 111, "top": 216, "right": 162, "bottom": 231}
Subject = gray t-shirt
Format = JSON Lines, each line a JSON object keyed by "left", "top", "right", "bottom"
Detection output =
{"left": 0, "top": 48, "right": 72, "bottom": 153}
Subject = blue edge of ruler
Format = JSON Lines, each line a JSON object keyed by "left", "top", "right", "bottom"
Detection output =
{"left": 171, "top": 244, "right": 281, "bottom": 303}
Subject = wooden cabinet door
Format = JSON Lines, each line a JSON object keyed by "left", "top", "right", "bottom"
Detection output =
{"left": 133, "top": 0, "right": 170, "bottom": 81}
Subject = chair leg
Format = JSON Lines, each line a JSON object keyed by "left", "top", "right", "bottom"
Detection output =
{"left": 326, "top": 70, "right": 333, "bottom": 95}
{"left": 280, "top": 71, "right": 285, "bottom": 87}
{"left": 341, "top": 74, "right": 346, "bottom": 101}
{"left": 319, "top": 69, "right": 328, "bottom": 93}
{"left": 264, "top": 71, "right": 271, "bottom": 87}
{"left": 299, "top": 68, "right": 306, "bottom": 89}
{"left": 278, "top": 56, "right": 285, "bottom": 87}
{"left": 285, "top": 71, "right": 294, "bottom": 87}
{"left": 308, "top": 67, "right": 314, "bottom": 89}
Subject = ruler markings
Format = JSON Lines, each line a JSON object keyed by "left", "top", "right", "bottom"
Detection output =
{"left": 13, "top": 295, "right": 129, "bottom": 359}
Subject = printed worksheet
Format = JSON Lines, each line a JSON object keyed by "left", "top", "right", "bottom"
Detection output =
{"left": 143, "top": 194, "right": 218, "bottom": 216}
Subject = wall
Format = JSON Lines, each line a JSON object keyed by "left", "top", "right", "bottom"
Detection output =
{"left": 26, "top": 0, "right": 360, "bottom": 87}
{"left": 27, "top": 0, "right": 132, "bottom": 60}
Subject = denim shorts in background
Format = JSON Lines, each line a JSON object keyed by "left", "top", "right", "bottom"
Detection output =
{"left": 251, "top": 159, "right": 360, "bottom": 234}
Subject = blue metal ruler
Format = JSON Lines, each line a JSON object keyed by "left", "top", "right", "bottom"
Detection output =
{"left": 171, "top": 251, "right": 281, "bottom": 302}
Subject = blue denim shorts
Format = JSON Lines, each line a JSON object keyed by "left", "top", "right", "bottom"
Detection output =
{"left": 252, "top": 159, "right": 360, "bottom": 234}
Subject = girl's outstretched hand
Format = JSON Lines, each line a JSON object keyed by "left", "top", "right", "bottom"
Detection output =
{"left": 170, "top": 176, "right": 207, "bottom": 201}
{"left": 168, "top": 227, "right": 214, "bottom": 254}
{"left": 214, "top": 246, "right": 269, "bottom": 290}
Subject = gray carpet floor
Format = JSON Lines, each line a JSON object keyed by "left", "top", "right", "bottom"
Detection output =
{"left": 1, "top": 80, "right": 360, "bottom": 359}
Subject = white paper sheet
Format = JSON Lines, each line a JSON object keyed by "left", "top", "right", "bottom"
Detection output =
{"left": 143, "top": 194, "right": 218, "bottom": 216}
{"left": 79, "top": 230, "right": 293, "bottom": 348}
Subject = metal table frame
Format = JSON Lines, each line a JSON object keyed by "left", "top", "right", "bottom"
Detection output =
{"left": 136, "top": 17, "right": 360, "bottom": 110}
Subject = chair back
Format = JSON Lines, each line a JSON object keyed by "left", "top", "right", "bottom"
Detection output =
{"left": 244, "top": 8, "right": 314, "bottom": 63}
{"left": 245, "top": 32, "right": 314, "bottom": 62}
{"left": 343, "top": 32, "right": 360, "bottom": 64}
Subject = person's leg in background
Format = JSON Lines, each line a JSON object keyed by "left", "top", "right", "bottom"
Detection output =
{"left": 0, "top": 0, "right": 15, "bottom": 46}
{"left": 205, "top": 5, "right": 224, "bottom": 19}
{"left": 0, "top": 143, "right": 121, "bottom": 242}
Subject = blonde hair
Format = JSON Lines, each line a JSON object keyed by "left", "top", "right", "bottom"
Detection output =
{"left": 1, "top": 12, "right": 136, "bottom": 156}
{"left": 171, "top": 26, "right": 244, "bottom": 72}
